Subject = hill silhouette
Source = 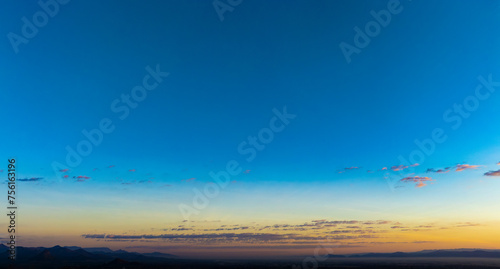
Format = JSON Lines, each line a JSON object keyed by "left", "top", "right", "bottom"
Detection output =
{"left": 1, "top": 244, "right": 500, "bottom": 268}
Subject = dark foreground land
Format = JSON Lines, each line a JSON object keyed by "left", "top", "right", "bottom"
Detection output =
{"left": 4, "top": 257, "right": 500, "bottom": 269}
{"left": 2, "top": 245, "right": 500, "bottom": 268}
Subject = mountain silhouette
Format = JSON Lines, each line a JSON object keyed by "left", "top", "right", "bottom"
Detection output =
{"left": 328, "top": 249, "right": 500, "bottom": 258}
{"left": 0, "top": 244, "right": 175, "bottom": 267}
{"left": 1, "top": 245, "right": 500, "bottom": 268}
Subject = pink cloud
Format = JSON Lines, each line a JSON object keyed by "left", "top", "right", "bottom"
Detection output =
{"left": 183, "top": 177, "right": 196, "bottom": 182}
{"left": 400, "top": 176, "right": 433, "bottom": 182}
{"left": 243, "top": 170, "right": 251, "bottom": 174}
{"left": 455, "top": 164, "right": 480, "bottom": 172}
{"left": 400, "top": 176, "right": 433, "bottom": 188}
{"left": 75, "top": 175, "right": 90, "bottom": 182}
{"left": 391, "top": 165, "right": 408, "bottom": 171}
{"left": 389, "top": 163, "right": 419, "bottom": 171}
{"left": 428, "top": 164, "right": 479, "bottom": 173}
{"left": 416, "top": 181, "right": 427, "bottom": 188}
{"left": 63, "top": 175, "right": 69, "bottom": 178}
{"left": 129, "top": 169, "right": 136, "bottom": 172}
{"left": 59, "top": 169, "right": 70, "bottom": 172}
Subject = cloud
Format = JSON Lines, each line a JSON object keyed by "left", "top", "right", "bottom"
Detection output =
{"left": 82, "top": 234, "right": 106, "bottom": 239}
{"left": 416, "top": 181, "right": 426, "bottom": 188}
{"left": 247, "top": 219, "right": 393, "bottom": 233}
{"left": 84, "top": 218, "right": 453, "bottom": 248}
{"left": 344, "top": 167, "right": 359, "bottom": 170}
{"left": 108, "top": 165, "right": 115, "bottom": 168}
{"left": 74, "top": 175, "right": 91, "bottom": 182}
{"left": 400, "top": 176, "right": 433, "bottom": 188}
{"left": 129, "top": 169, "right": 136, "bottom": 172}
{"left": 416, "top": 225, "right": 434, "bottom": 228}
{"left": 338, "top": 167, "right": 360, "bottom": 173}
{"left": 182, "top": 177, "right": 196, "bottom": 182}
{"left": 388, "top": 163, "right": 419, "bottom": 171}
{"left": 427, "top": 164, "right": 479, "bottom": 173}
{"left": 484, "top": 169, "right": 500, "bottom": 176}
{"left": 59, "top": 169, "right": 69, "bottom": 172}
{"left": 391, "top": 165, "right": 408, "bottom": 171}
{"left": 497, "top": 162, "right": 500, "bottom": 165}
{"left": 426, "top": 167, "right": 444, "bottom": 173}
{"left": 125, "top": 244, "right": 350, "bottom": 250}
{"left": 400, "top": 176, "right": 432, "bottom": 182}
{"left": 455, "top": 164, "right": 480, "bottom": 172}
{"left": 83, "top": 233, "right": 294, "bottom": 241}
{"left": 82, "top": 232, "right": 375, "bottom": 243}
{"left": 18, "top": 177, "right": 43, "bottom": 182}
{"left": 243, "top": 170, "right": 251, "bottom": 174}
{"left": 455, "top": 222, "right": 481, "bottom": 227}
{"left": 63, "top": 175, "right": 69, "bottom": 178}
{"left": 306, "top": 220, "right": 359, "bottom": 225}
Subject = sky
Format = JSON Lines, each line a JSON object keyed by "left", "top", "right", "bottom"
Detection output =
{"left": 1, "top": 0, "right": 500, "bottom": 259}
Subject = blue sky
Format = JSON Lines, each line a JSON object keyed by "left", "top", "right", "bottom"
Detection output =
{"left": 1, "top": 0, "right": 500, "bottom": 257}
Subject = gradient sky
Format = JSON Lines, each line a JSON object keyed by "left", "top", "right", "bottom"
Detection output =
{"left": 1, "top": 0, "right": 500, "bottom": 259}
